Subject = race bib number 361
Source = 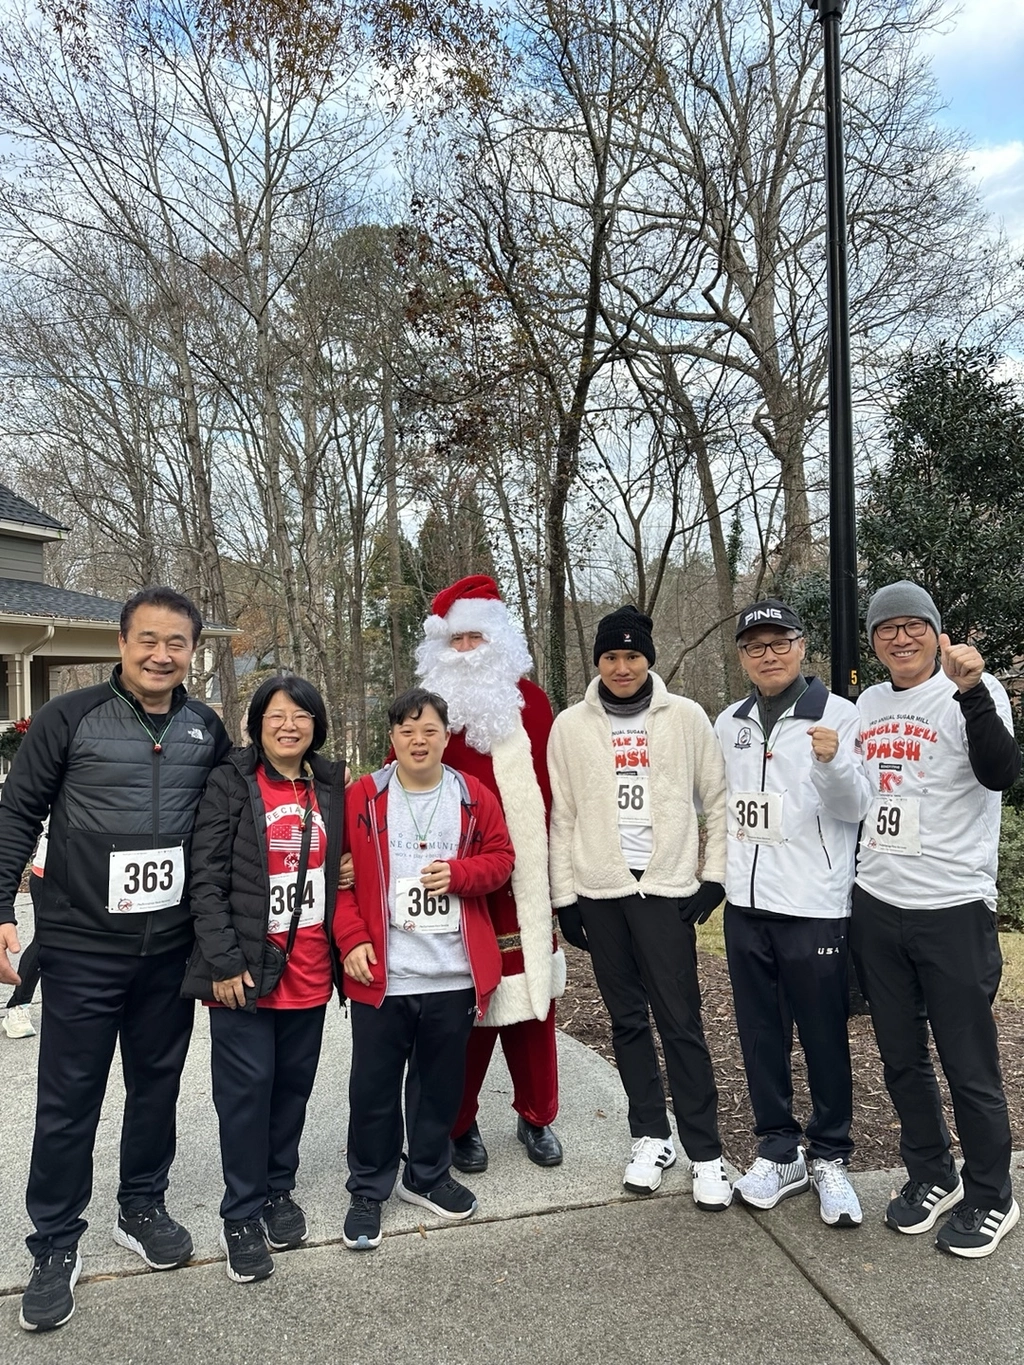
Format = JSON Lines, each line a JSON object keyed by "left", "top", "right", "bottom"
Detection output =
{"left": 108, "top": 846, "right": 185, "bottom": 914}
{"left": 392, "top": 876, "right": 462, "bottom": 934}
{"left": 863, "top": 796, "right": 921, "bottom": 857}
{"left": 729, "top": 791, "right": 784, "bottom": 845}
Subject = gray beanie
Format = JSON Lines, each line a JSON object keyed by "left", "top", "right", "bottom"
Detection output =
{"left": 866, "top": 581, "right": 941, "bottom": 639}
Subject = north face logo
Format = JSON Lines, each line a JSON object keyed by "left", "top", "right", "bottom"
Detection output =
{"left": 188, "top": 727, "right": 205, "bottom": 740}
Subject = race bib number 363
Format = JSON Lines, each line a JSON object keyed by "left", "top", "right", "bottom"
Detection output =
{"left": 108, "top": 846, "right": 185, "bottom": 914}
{"left": 863, "top": 796, "right": 922, "bottom": 857}
{"left": 392, "top": 876, "right": 462, "bottom": 934}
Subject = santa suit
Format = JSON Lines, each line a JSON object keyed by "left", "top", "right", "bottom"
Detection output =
{"left": 446, "top": 678, "right": 566, "bottom": 1134}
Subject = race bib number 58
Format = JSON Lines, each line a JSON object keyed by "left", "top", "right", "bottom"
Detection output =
{"left": 108, "top": 846, "right": 185, "bottom": 914}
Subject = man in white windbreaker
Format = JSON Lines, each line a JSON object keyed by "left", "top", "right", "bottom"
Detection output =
{"left": 548, "top": 605, "right": 732, "bottom": 1210}
{"left": 853, "top": 581, "right": 1020, "bottom": 1260}
{"left": 715, "top": 599, "right": 871, "bottom": 1229}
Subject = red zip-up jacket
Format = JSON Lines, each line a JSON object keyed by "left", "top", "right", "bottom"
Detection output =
{"left": 333, "top": 764, "right": 514, "bottom": 1017}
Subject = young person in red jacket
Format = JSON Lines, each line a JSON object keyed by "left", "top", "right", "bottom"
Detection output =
{"left": 334, "top": 688, "right": 514, "bottom": 1251}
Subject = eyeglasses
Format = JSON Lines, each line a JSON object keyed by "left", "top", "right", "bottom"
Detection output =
{"left": 264, "top": 710, "right": 314, "bottom": 728}
{"left": 873, "top": 619, "right": 930, "bottom": 642}
{"left": 738, "top": 635, "right": 803, "bottom": 658}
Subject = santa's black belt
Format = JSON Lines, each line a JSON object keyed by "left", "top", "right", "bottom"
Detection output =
{"left": 497, "top": 932, "right": 522, "bottom": 952}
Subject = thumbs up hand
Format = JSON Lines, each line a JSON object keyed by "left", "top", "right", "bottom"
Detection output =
{"left": 939, "top": 633, "right": 984, "bottom": 692}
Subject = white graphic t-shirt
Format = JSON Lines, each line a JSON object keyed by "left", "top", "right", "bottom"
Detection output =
{"left": 856, "top": 669, "right": 1010, "bottom": 911}
{"left": 610, "top": 710, "right": 654, "bottom": 870}
{"left": 386, "top": 767, "right": 473, "bottom": 995}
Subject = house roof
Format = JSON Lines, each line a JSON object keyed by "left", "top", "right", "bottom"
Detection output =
{"left": 0, "top": 580, "right": 123, "bottom": 624}
{"left": 0, "top": 580, "right": 234, "bottom": 634}
{"left": 0, "top": 485, "right": 68, "bottom": 534}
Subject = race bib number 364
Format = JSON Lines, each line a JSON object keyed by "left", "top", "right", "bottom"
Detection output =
{"left": 108, "top": 846, "right": 185, "bottom": 914}
{"left": 393, "top": 876, "right": 462, "bottom": 934}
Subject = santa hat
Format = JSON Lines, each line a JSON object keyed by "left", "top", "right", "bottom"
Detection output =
{"left": 425, "top": 574, "right": 511, "bottom": 639}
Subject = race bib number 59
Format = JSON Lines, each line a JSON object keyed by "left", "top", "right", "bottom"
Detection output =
{"left": 108, "top": 846, "right": 185, "bottom": 914}
{"left": 392, "top": 876, "right": 462, "bottom": 934}
{"left": 863, "top": 796, "right": 921, "bottom": 857}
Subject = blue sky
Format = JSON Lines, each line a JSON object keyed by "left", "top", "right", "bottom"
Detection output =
{"left": 920, "top": 0, "right": 1024, "bottom": 240}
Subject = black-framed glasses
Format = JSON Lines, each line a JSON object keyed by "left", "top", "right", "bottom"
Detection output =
{"left": 738, "top": 635, "right": 803, "bottom": 658}
{"left": 873, "top": 619, "right": 930, "bottom": 642}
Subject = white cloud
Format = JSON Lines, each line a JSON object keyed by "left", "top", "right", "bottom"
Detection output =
{"left": 964, "top": 141, "right": 1024, "bottom": 242}
{"left": 919, "top": 0, "right": 1024, "bottom": 59}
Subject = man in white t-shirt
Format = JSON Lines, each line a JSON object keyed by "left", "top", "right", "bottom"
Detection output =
{"left": 853, "top": 581, "right": 1021, "bottom": 1259}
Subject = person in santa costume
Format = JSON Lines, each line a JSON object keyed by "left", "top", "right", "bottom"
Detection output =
{"left": 415, "top": 574, "right": 565, "bottom": 1170}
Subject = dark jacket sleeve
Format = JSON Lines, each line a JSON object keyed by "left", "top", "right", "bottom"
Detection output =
{"left": 955, "top": 682, "right": 1022, "bottom": 791}
{"left": 187, "top": 766, "right": 247, "bottom": 980}
{"left": 0, "top": 703, "right": 71, "bottom": 922}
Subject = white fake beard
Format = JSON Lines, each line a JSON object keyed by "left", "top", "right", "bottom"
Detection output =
{"left": 418, "top": 640, "right": 526, "bottom": 752}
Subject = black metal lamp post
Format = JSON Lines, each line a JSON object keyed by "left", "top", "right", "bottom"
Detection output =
{"left": 808, "top": 0, "right": 859, "bottom": 698}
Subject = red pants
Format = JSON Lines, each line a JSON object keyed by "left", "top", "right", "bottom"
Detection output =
{"left": 452, "top": 1007, "right": 559, "bottom": 1136}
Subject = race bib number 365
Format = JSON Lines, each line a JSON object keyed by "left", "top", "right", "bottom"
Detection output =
{"left": 392, "top": 876, "right": 462, "bottom": 934}
{"left": 863, "top": 796, "right": 921, "bottom": 857}
{"left": 108, "top": 846, "right": 185, "bottom": 914}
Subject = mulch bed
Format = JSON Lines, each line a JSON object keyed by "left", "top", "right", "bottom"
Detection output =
{"left": 557, "top": 943, "right": 1024, "bottom": 1173}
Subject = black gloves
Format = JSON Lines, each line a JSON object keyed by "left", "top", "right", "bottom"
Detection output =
{"left": 557, "top": 903, "right": 589, "bottom": 952}
{"left": 680, "top": 881, "right": 725, "bottom": 926}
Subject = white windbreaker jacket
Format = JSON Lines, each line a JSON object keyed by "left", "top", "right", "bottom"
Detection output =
{"left": 714, "top": 677, "right": 871, "bottom": 919}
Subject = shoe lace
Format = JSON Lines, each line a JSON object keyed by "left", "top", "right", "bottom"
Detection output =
{"left": 350, "top": 1196, "right": 380, "bottom": 1215}
{"left": 131, "top": 1203, "right": 171, "bottom": 1227}
{"left": 33, "top": 1248, "right": 75, "bottom": 1277}
{"left": 814, "top": 1160, "right": 850, "bottom": 1196}
{"left": 692, "top": 1158, "right": 725, "bottom": 1179}
{"left": 266, "top": 1191, "right": 294, "bottom": 1210}
{"left": 899, "top": 1180, "right": 931, "bottom": 1206}
{"left": 226, "top": 1220, "right": 263, "bottom": 1244}
{"left": 630, "top": 1136, "right": 670, "bottom": 1164}
{"left": 949, "top": 1202, "right": 986, "bottom": 1232}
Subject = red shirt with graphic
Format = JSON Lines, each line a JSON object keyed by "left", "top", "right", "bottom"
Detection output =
{"left": 253, "top": 766, "right": 335, "bottom": 1010}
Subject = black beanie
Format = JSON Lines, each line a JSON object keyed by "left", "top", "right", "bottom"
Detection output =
{"left": 593, "top": 605, "right": 656, "bottom": 666}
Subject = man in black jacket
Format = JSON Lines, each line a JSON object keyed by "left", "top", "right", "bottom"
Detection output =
{"left": 0, "top": 586, "right": 231, "bottom": 1333}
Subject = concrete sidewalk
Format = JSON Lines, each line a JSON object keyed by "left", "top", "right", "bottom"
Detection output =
{"left": 3, "top": 893, "right": 1023, "bottom": 1364}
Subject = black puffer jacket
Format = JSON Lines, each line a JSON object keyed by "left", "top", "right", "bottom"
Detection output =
{"left": 0, "top": 666, "right": 230, "bottom": 955}
{"left": 182, "top": 746, "right": 346, "bottom": 1003}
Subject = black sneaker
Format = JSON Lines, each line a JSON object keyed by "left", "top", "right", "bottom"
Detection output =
{"left": 342, "top": 1195, "right": 383, "bottom": 1251}
{"left": 936, "top": 1199, "right": 1021, "bottom": 1259}
{"left": 113, "top": 1203, "right": 193, "bottom": 1269}
{"left": 884, "top": 1173, "right": 963, "bottom": 1234}
{"left": 261, "top": 1191, "right": 308, "bottom": 1250}
{"left": 19, "top": 1247, "right": 82, "bottom": 1332}
{"left": 397, "top": 1176, "right": 477, "bottom": 1221}
{"left": 220, "top": 1220, "right": 274, "bottom": 1283}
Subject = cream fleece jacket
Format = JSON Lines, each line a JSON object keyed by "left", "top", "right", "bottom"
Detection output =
{"left": 547, "top": 672, "right": 726, "bottom": 905}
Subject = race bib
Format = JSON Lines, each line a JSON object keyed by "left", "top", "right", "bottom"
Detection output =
{"left": 729, "top": 791, "right": 785, "bottom": 845}
{"left": 392, "top": 876, "right": 462, "bottom": 934}
{"left": 108, "top": 846, "right": 185, "bottom": 914}
{"left": 616, "top": 772, "right": 651, "bottom": 826}
{"left": 863, "top": 796, "right": 921, "bottom": 857}
{"left": 267, "top": 865, "right": 326, "bottom": 936}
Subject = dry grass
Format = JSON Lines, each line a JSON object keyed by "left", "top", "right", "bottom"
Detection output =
{"left": 999, "top": 933, "right": 1024, "bottom": 1004}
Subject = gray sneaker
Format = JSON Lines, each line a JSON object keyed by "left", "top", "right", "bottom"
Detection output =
{"left": 733, "top": 1152, "right": 809, "bottom": 1210}
{"left": 811, "top": 1158, "right": 862, "bottom": 1227}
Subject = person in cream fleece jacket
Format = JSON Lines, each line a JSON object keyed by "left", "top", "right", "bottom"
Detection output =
{"left": 547, "top": 606, "right": 731, "bottom": 1209}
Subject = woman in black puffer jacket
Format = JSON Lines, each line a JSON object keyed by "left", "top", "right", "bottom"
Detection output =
{"left": 184, "top": 675, "right": 348, "bottom": 1285}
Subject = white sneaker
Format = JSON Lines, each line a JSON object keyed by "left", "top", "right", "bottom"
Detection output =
{"left": 2, "top": 1005, "right": 35, "bottom": 1039}
{"left": 811, "top": 1158, "right": 863, "bottom": 1227}
{"left": 623, "top": 1136, "right": 676, "bottom": 1194}
{"left": 691, "top": 1157, "right": 733, "bottom": 1211}
{"left": 734, "top": 1153, "right": 809, "bottom": 1210}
